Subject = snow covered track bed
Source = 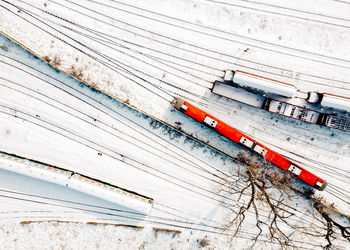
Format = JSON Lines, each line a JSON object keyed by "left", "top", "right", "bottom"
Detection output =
{"left": 0, "top": 0, "right": 350, "bottom": 248}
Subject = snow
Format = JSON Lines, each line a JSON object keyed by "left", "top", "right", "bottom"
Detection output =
{"left": 322, "top": 94, "right": 350, "bottom": 112}
{"left": 212, "top": 81, "right": 264, "bottom": 108}
{"left": 232, "top": 70, "right": 297, "bottom": 97}
{"left": 0, "top": 0, "right": 350, "bottom": 248}
{"left": 0, "top": 222, "right": 232, "bottom": 250}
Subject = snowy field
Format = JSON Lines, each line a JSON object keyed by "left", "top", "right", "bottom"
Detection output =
{"left": 0, "top": 0, "right": 350, "bottom": 249}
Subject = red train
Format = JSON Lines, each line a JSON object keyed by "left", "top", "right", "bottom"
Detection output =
{"left": 172, "top": 97, "right": 327, "bottom": 191}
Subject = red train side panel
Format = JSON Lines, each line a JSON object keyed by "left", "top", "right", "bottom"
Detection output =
{"left": 172, "top": 97, "right": 327, "bottom": 191}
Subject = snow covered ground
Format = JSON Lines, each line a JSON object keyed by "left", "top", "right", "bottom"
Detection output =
{"left": 0, "top": 0, "right": 350, "bottom": 249}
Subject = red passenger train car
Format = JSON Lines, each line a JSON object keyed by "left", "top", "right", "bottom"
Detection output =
{"left": 172, "top": 97, "right": 327, "bottom": 191}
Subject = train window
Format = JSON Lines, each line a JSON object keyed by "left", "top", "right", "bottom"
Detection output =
{"left": 203, "top": 116, "right": 218, "bottom": 128}
{"left": 290, "top": 106, "right": 296, "bottom": 117}
{"left": 181, "top": 105, "right": 188, "bottom": 111}
{"left": 315, "top": 181, "right": 323, "bottom": 188}
{"left": 253, "top": 145, "right": 267, "bottom": 156}
{"left": 239, "top": 136, "right": 254, "bottom": 148}
{"left": 288, "top": 164, "right": 302, "bottom": 176}
{"left": 277, "top": 102, "right": 282, "bottom": 112}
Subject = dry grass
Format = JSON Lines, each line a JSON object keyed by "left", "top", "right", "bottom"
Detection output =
{"left": 69, "top": 65, "right": 84, "bottom": 80}
{"left": 52, "top": 55, "right": 61, "bottom": 67}
{"left": 42, "top": 55, "right": 61, "bottom": 67}
{"left": 43, "top": 55, "right": 51, "bottom": 63}
{"left": 198, "top": 236, "right": 210, "bottom": 247}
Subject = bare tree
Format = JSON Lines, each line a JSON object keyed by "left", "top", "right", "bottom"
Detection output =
{"left": 220, "top": 151, "right": 298, "bottom": 248}
{"left": 219, "top": 150, "right": 349, "bottom": 249}
{"left": 314, "top": 202, "right": 350, "bottom": 249}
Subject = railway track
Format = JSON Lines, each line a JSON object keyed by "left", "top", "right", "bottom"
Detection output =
{"left": 1, "top": 0, "right": 348, "bottom": 219}
{"left": 67, "top": 0, "right": 350, "bottom": 68}
{"left": 0, "top": 80, "right": 316, "bottom": 226}
{"left": 16, "top": 1, "right": 350, "bottom": 109}
{"left": 2, "top": 2, "right": 348, "bottom": 176}
{"left": 1, "top": 1, "right": 348, "bottom": 195}
{"left": 46, "top": 0, "right": 350, "bottom": 87}
{"left": 0, "top": 56, "right": 231, "bottom": 182}
{"left": 7, "top": 0, "right": 350, "bottom": 91}
{"left": 0, "top": 53, "right": 334, "bottom": 228}
{"left": 201, "top": 0, "right": 350, "bottom": 28}
{"left": 0, "top": 59, "right": 270, "bottom": 211}
{"left": 8, "top": 0, "right": 350, "bottom": 118}
{"left": 3, "top": 111, "right": 324, "bottom": 236}
{"left": 0, "top": 191, "right": 324, "bottom": 249}
{"left": 16, "top": 14, "right": 346, "bottom": 158}
{"left": 1, "top": 152, "right": 341, "bottom": 249}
